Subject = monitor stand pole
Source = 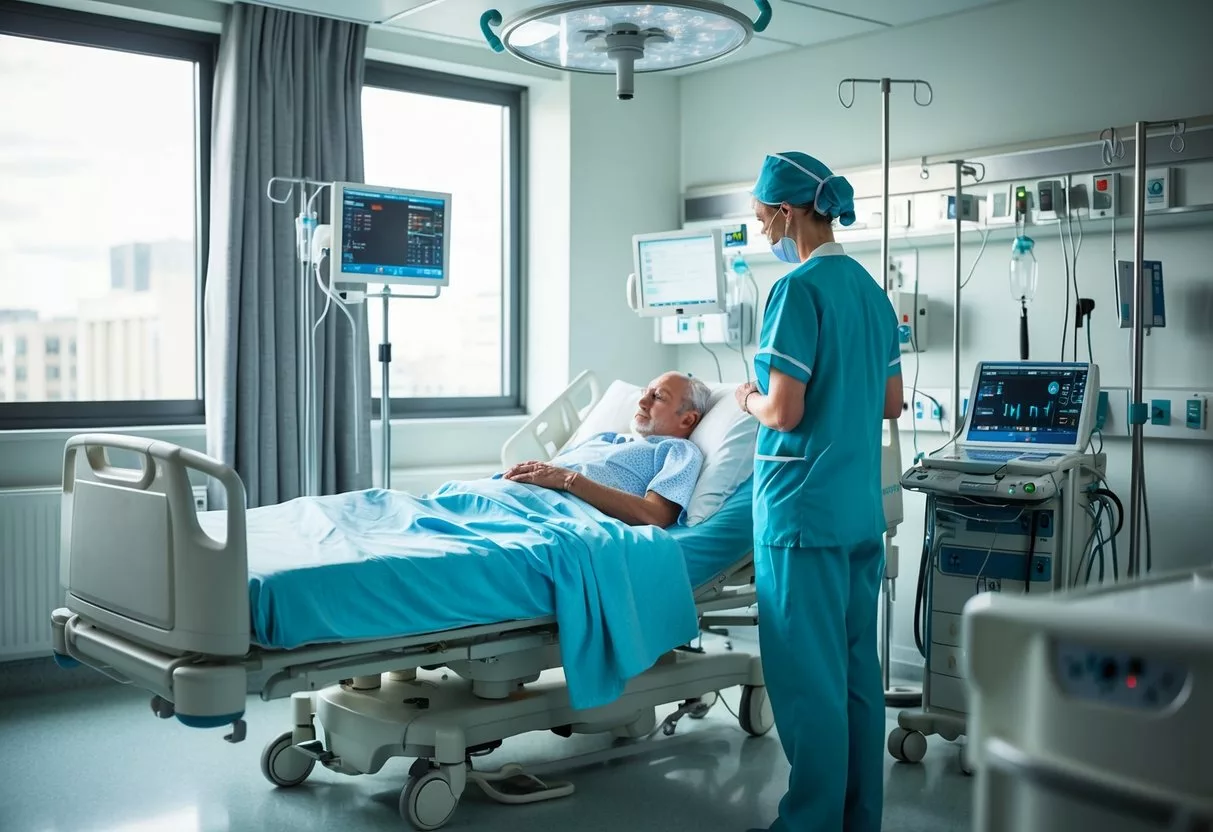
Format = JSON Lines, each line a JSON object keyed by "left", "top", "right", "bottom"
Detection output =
{"left": 377, "top": 283, "right": 441, "bottom": 491}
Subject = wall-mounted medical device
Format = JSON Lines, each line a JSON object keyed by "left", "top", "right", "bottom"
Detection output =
{"left": 939, "top": 193, "right": 979, "bottom": 224}
{"left": 627, "top": 227, "right": 727, "bottom": 317}
{"left": 1144, "top": 167, "right": 1174, "bottom": 212}
{"left": 1088, "top": 172, "right": 1118, "bottom": 219}
{"left": 328, "top": 181, "right": 452, "bottom": 287}
{"left": 890, "top": 289, "right": 928, "bottom": 352}
{"left": 1035, "top": 179, "right": 1066, "bottom": 222}
{"left": 985, "top": 185, "right": 1016, "bottom": 226}
{"left": 1117, "top": 259, "right": 1166, "bottom": 330}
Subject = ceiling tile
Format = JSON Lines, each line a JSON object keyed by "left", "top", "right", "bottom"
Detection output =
{"left": 785, "top": 0, "right": 1005, "bottom": 27}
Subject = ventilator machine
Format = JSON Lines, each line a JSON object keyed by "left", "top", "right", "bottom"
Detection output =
{"left": 892, "top": 361, "right": 1119, "bottom": 772}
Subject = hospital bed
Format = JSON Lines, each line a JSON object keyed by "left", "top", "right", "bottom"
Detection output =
{"left": 49, "top": 370, "right": 904, "bottom": 830}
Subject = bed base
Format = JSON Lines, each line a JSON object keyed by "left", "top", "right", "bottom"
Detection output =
{"left": 270, "top": 642, "right": 768, "bottom": 829}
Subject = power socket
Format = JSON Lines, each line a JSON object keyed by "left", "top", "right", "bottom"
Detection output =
{"left": 898, "top": 386, "right": 952, "bottom": 434}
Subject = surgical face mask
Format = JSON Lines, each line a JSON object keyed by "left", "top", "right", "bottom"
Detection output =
{"left": 765, "top": 210, "right": 801, "bottom": 264}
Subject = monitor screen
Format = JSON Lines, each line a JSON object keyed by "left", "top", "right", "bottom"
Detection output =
{"left": 333, "top": 184, "right": 449, "bottom": 286}
{"left": 636, "top": 231, "right": 724, "bottom": 314}
{"left": 965, "top": 363, "right": 1090, "bottom": 446}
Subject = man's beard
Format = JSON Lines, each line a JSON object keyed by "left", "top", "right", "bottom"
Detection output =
{"left": 631, "top": 415, "right": 653, "bottom": 437}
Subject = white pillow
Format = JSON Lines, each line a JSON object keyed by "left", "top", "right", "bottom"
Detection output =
{"left": 563, "top": 378, "right": 757, "bottom": 526}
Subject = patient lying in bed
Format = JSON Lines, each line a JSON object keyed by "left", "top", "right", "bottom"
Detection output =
{"left": 503, "top": 371, "right": 710, "bottom": 528}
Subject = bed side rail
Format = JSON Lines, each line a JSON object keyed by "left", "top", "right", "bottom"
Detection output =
{"left": 58, "top": 434, "right": 250, "bottom": 659}
{"left": 501, "top": 370, "right": 602, "bottom": 466}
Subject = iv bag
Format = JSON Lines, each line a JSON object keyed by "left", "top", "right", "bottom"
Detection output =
{"left": 1009, "top": 236, "right": 1038, "bottom": 303}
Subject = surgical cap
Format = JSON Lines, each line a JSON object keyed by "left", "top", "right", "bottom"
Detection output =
{"left": 752, "top": 151, "right": 857, "bottom": 227}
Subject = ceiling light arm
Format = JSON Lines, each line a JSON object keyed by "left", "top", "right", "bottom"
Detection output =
{"left": 480, "top": 9, "right": 504, "bottom": 52}
{"left": 752, "top": 0, "right": 772, "bottom": 32}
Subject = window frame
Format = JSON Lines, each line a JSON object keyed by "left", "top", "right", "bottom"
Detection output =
{"left": 0, "top": 1, "right": 216, "bottom": 430}
{"left": 362, "top": 62, "right": 525, "bottom": 419}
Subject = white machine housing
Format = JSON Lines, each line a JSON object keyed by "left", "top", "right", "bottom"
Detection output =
{"left": 964, "top": 567, "right": 1213, "bottom": 832}
{"left": 329, "top": 181, "right": 452, "bottom": 288}
{"left": 890, "top": 360, "right": 1107, "bottom": 770}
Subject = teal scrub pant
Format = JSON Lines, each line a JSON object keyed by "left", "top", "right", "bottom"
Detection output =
{"left": 753, "top": 540, "right": 885, "bottom": 832}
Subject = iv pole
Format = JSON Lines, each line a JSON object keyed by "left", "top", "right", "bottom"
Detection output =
{"left": 943, "top": 159, "right": 984, "bottom": 433}
{"left": 1126, "top": 119, "right": 1186, "bottom": 578}
{"left": 267, "top": 175, "right": 331, "bottom": 498}
{"left": 838, "top": 76, "right": 933, "bottom": 708}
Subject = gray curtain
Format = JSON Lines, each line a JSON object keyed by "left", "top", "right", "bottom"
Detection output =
{"left": 204, "top": 2, "right": 372, "bottom": 508}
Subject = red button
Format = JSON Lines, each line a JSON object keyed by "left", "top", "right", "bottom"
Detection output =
{"left": 1096, "top": 179, "right": 1108, "bottom": 191}
{"left": 902, "top": 314, "right": 909, "bottom": 322}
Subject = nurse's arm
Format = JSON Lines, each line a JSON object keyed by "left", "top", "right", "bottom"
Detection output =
{"left": 884, "top": 374, "right": 904, "bottom": 419}
{"left": 748, "top": 368, "right": 806, "bottom": 432}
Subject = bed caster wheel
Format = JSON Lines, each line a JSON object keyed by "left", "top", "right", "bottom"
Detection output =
{"left": 401, "top": 769, "right": 459, "bottom": 831}
{"left": 150, "top": 695, "right": 175, "bottom": 719}
{"left": 958, "top": 743, "right": 974, "bottom": 776}
{"left": 739, "top": 685, "right": 774, "bottom": 737}
{"left": 688, "top": 692, "right": 718, "bottom": 719}
{"left": 888, "top": 727, "right": 927, "bottom": 764}
{"left": 261, "top": 731, "right": 316, "bottom": 788}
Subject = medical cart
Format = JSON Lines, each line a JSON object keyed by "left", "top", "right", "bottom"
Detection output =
{"left": 890, "top": 361, "right": 1112, "bottom": 773}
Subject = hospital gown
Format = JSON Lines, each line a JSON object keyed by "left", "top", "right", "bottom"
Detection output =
{"left": 550, "top": 432, "right": 703, "bottom": 522}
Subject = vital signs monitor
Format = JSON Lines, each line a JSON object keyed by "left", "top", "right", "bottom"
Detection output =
{"left": 330, "top": 182, "right": 451, "bottom": 287}
{"left": 924, "top": 361, "right": 1101, "bottom": 473}
{"left": 629, "top": 228, "right": 727, "bottom": 317}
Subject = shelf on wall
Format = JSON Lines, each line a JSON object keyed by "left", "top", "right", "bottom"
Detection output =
{"left": 733, "top": 203, "right": 1213, "bottom": 263}
{"left": 836, "top": 203, "right": 1213, "bottom": 255}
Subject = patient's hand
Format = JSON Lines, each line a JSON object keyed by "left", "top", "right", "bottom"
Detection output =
{"left": 504, "top": 461, "right": 573, "bottom": 491}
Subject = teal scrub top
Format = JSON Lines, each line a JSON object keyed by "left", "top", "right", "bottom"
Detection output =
{"left": 753, "top": 242, "right": 901, "bottom": 549}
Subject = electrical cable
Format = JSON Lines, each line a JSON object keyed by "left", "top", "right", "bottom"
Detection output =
{"left": 959, "top": 227, "right": 992, "bottom": 290}
{"left": 913, "top": 501, "right": 934, "bottom": 657}
{"left": 313, "top": 256, "right": 362, "bottom": 473}
{"left": 1058, "top": 215, "right": 1072, "bottom": 361}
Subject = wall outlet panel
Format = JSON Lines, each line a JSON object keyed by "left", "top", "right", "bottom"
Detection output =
{"left": 898, "top": 387, "right": 953, "bottom": 434}
{"left": 1118, "top": 388, "right": 1211, "bottom": 441}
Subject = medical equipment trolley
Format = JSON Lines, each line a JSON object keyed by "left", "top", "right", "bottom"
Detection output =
{"left": 892, "top": 361, "right": 1110, "bottom": 772}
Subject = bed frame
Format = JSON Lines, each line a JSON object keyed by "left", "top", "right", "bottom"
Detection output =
{"left": 49, "top": 371, "right": 770, "bottom": 830}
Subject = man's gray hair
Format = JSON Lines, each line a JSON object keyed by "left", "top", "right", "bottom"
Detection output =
{"left": 678, "top": 375, "right": 714, "bottom": 417}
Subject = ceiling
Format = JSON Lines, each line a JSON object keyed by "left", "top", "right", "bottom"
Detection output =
{"left": 246, "top": 0, "right": 1009, "bottom": 73}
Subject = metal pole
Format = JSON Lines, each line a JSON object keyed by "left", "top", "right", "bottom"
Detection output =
{"left": 880, "top": 78, "right": 891, "bottom": 292}
{"left": 953, "top": 162, "right": 963, "bottom": 433}
{"left": 1128, "top": 120, "right": 1148, "bottom": 578}
{"left": 381, "top": 286, "right": 392, "bottom": 491}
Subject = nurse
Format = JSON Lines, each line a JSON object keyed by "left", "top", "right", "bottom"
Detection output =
{"left": 735, "top": 152, "right": 903, "bottom": 832}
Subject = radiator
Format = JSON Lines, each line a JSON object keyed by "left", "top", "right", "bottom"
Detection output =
{"left": 0, "top": 484, "right": 208, "bottom": 661}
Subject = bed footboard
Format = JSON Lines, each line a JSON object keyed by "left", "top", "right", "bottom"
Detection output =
{"left": 58, "top": 434, "right": 250, "bottom": 660}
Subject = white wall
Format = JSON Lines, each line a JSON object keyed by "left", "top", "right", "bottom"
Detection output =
{"left": 676, "top": 0, "right": 1213, "bottom": 677}
{"left": 681, "top": 0, "right": 1213, "bottom": 190}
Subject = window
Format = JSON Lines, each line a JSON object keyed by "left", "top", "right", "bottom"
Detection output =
{"left": 47, "top": 366, "right": 60, "bottom": 381}
{"left": 0, "top": 4, "right": 215, "bottom": 429}
{"left": 360, "top": 64, "right": 523, "bottom": 417}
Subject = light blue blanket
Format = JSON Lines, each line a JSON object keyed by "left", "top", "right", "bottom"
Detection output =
{"left": 207, "top": 478, "right": 704, "bottom": 711}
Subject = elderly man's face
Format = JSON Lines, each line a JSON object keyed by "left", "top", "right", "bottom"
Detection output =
{"left": 632, "top": 372, "right": 700, "bottom": 439}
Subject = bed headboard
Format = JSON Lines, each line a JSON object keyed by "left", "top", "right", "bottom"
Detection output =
{"left": 60, "top": 434, "right": 251, "bottom": 658}
{"left": 501, "top": 371, "right": 602, "bottom": 467}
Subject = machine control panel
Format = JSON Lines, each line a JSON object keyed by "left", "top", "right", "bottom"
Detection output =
{"left": 1054, "top": 642, "right": 1190, "bottom": 710}
{"left": 901, "top": 467, "right": 1058, "bottom": 500}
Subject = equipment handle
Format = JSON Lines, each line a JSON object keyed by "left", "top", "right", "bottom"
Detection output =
{"left": 480, "top": 10, "right": 504, "bottom": 52}
{"left": 752, "top": 0, "right": 772, "bottom": 32}
{"left": 1020, "top": 304, "right": 1030, "bottom": 360}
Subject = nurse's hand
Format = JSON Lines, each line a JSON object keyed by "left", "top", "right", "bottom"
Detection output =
{"left": 504, "top": 461, "right": 572, "bottom": 491}
{"left": 734, "top": 382, "right": 758, "bottom": 413}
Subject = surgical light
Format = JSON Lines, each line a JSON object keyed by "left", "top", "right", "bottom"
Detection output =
{"left": 480, "top": 1, "right": 773, "bottom": 100}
